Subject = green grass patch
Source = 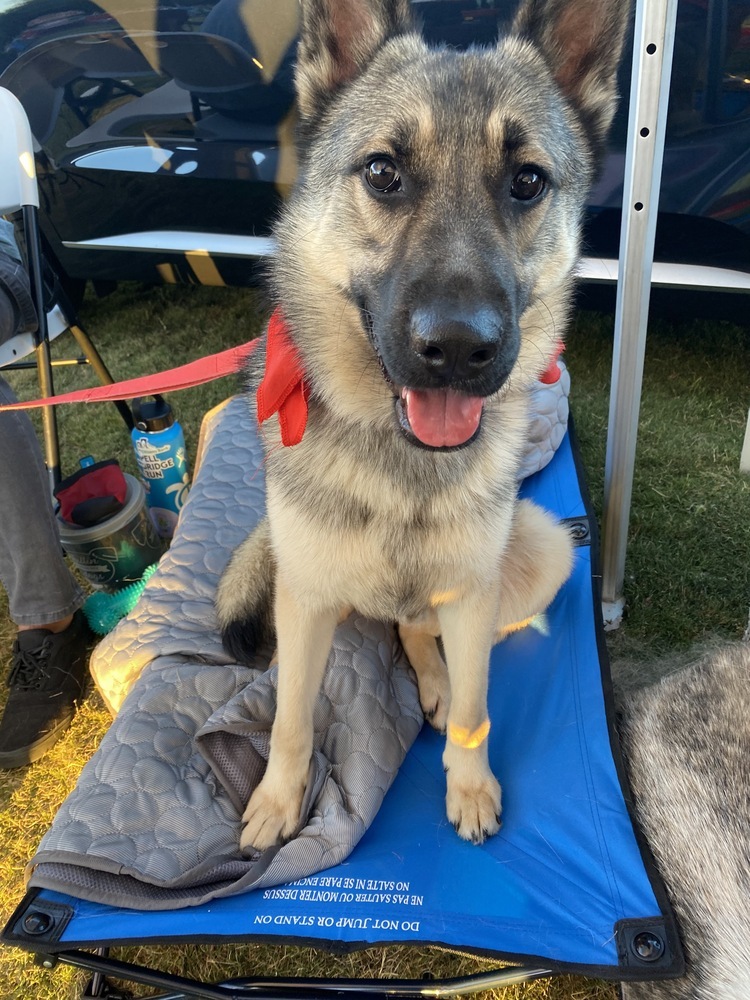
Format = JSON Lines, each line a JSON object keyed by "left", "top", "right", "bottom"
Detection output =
{"left": 566, "top": 309, "right": 750, "bottom": 657}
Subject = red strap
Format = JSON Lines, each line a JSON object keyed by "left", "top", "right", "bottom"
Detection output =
{"left": 0, "top": 341, "right": 258, "bottom": 411}
{"left": 256, "top": 307, "right": 309, "bottom": 446}
{"left": 1, "top": 318, "right": 556, "bottom": 440}
{"left": 0, "top": 309, "right": 311, "bottom": 447}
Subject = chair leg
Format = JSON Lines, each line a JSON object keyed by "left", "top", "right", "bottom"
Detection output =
{"left": 33, "top": 338, "right": 61, "bottom": 492}
{"left": 23, "top": 204, "right": 61, "bottom": 492}
{"left": 69, "top": 322, "right": 134, "bottom": 430}
{"left": 20, "top": 202, "right": 132, "bottom": 486}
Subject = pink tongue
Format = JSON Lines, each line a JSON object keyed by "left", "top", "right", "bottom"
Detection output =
{"left": 403, "top": 388, "right": 483, "bottom": 447}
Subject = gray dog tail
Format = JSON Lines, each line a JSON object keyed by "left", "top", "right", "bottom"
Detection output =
{"left": 216, "top": 518, "right": 276, "bottom": 665}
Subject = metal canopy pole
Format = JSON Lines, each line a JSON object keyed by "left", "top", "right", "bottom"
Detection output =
{"left": 600, "top": 0, "right": 679, "bottom": 628}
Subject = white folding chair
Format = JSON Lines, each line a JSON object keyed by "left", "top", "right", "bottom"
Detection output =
{"left": 0, "top": 86, "right": 132, "bottom": 491}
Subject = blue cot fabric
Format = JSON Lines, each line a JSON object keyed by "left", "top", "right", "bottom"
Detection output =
{"left": 19, "top": 430, "right": 673, "bottom": 976}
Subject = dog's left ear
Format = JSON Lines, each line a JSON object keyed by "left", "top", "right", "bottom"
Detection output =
{"left": 296, "top": 0, "right": 414, "bottom": 122}
{"left": 512, "top": 0, "right": 631, "bottom": 154}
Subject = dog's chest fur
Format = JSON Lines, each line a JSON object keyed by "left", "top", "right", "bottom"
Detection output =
{"left": 262, "top": 395, "right": 526, "bottom": 621}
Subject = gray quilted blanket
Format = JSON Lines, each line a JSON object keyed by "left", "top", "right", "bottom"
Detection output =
{"left": 26, "top": 397, "right": 424, "bottom": 909}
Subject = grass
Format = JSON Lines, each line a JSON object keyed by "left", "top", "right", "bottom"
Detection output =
{"left": 0, "top": 282, "right": 748, "bottom": 999}
{"left": 567, "top": 307, "right": 750, "bottom": 655}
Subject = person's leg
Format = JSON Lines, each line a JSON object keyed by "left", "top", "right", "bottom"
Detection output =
{"left": 0, "top": 375, "right": 90, "bottom": 767}
{"left": 0, "top": 376, "right": 85, "bottom": 625}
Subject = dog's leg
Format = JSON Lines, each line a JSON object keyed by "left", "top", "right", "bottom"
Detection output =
{"left": 494, "top": 500, "right": 574, "bottom": 635}
{"left": 438, "top": 588, "right": 502, "bottom": 844}
{"left": 398, "top": 614, "right": 450, "bottom": 732}
{"left": 399, "top": 502, "right": 572, "bottom": 740}
{"left": 266, "top": 606, "right": 351, "bottom": 670}
{"left": 240, "top": 574, "right": 338, "bottom": 853}
{"left": 216, "top": 517, "right": 276, "bottom": 664}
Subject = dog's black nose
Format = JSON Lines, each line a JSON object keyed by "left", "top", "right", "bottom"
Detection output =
{"left": 409, "top": 306, "right": 500, "bottom": 382}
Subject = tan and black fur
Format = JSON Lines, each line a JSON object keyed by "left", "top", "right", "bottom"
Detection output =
{"left": 217, "top": 0, "right": 629, "bottom": 853}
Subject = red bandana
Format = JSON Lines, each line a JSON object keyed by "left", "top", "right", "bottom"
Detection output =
{"left": 255, "top": 312, "right": 562, "bottom": 445}
{"left": 256, "top": 307, "right": 310, "bottom": 446}
{"left": 539, "top": 340, "right": 565, "bottom": 385}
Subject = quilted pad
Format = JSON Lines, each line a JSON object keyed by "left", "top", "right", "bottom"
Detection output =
{"left": 27, "top": 397, "right": 423, "bottom": 909}
{"left": 519, "top": 359, "right": 570, "bottom": 480}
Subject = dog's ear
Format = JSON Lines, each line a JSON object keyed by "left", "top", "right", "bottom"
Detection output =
{"left": 512, "top": 0, "right": 631, "bottom": 152}
{"left": 296, "top": 0, "right": 414, "bottom": 121}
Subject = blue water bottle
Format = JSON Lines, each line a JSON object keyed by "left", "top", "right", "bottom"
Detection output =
{"left": 130, "top": 395, "right": 191, "bottom": 539}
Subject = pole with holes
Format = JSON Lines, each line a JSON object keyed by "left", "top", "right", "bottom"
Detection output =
{"left": 600, "top": 0, "right": 679, "bottom": 627}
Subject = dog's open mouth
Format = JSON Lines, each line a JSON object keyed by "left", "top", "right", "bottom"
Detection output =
{"left": 396, "top": 387, "right": 483, "bottom": 449}
{"left": 357, "top": 299, "right": 485, "bottom": 450}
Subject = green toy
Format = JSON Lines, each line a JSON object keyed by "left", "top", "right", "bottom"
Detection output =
{"left": 84, "top": 563, "right": 159, "bottom": 635}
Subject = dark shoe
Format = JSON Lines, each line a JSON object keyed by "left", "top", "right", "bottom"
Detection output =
{"left": 0, "top": 610, "right": 91, "bottom": 768}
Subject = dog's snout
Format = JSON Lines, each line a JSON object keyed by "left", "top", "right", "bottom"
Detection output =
{"left": 410, "top": 306, "right": 501, "bottom": 382}
{"left": 413, "top": 335, "right": 497, "bottom": 378}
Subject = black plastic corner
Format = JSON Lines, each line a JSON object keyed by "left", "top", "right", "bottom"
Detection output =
{"left": 3, "top": 890, "right": 73, "bottom": 950}
{"left": 560, "top": 515, "right": 591, "bottom": 546}
{"left": 615, "top": 916, "right": 685, "bottom": 978}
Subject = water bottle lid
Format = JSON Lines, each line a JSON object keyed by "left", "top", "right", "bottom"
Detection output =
{"left": 131, "top": 395, "right": 174, "bottom": 432}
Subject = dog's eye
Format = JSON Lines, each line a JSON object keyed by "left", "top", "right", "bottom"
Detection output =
{"left": 365, "top": 157, "right": 402, "bottom": 194}
{"left": 510, "top": 167, "right": 546, "bottom": 202}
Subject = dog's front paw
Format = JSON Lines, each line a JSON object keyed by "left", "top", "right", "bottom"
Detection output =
{"left": 398, "top": 625, "right": 450, "bottom": 733}
{"left": 418, "top": 668, "right": 450, "bottom": 733}
{"left": 445, "top": 770, "right": 502, "bottom": 845}
{"left": 239, "top": 777, "right": 303, "bottom": 854}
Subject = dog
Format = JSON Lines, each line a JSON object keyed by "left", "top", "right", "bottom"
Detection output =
{"left": 617, "top": 641, "right": 750, "bottom": 999}
{"left": 216, "top": 0, "right": 629, "bottom": 853}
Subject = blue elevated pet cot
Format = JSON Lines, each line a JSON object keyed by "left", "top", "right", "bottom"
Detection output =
{"left": 2, "top": 396, "right": 684, "bottom": 999}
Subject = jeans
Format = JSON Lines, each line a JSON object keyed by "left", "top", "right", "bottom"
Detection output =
{"left": 0, "top": 219, "right": 20, "bottom": 263}
{"left": 0, "top": 374, "right": 84, "bottom": 626}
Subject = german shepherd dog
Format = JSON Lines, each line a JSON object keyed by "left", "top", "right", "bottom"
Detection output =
{"left": 618, "top": 642, "right": 750, "bottom": 999}
{"left": 217, "top": 0, "right": 629, "bottom": 853}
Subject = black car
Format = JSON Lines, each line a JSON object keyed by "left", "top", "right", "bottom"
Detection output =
{"left": 1, "top": 0, "right": 749, "bottom": 296}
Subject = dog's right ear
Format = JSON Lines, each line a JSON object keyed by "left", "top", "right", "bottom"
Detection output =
{"left": 295, "top": 0, "right": 414, "bottom": 121}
